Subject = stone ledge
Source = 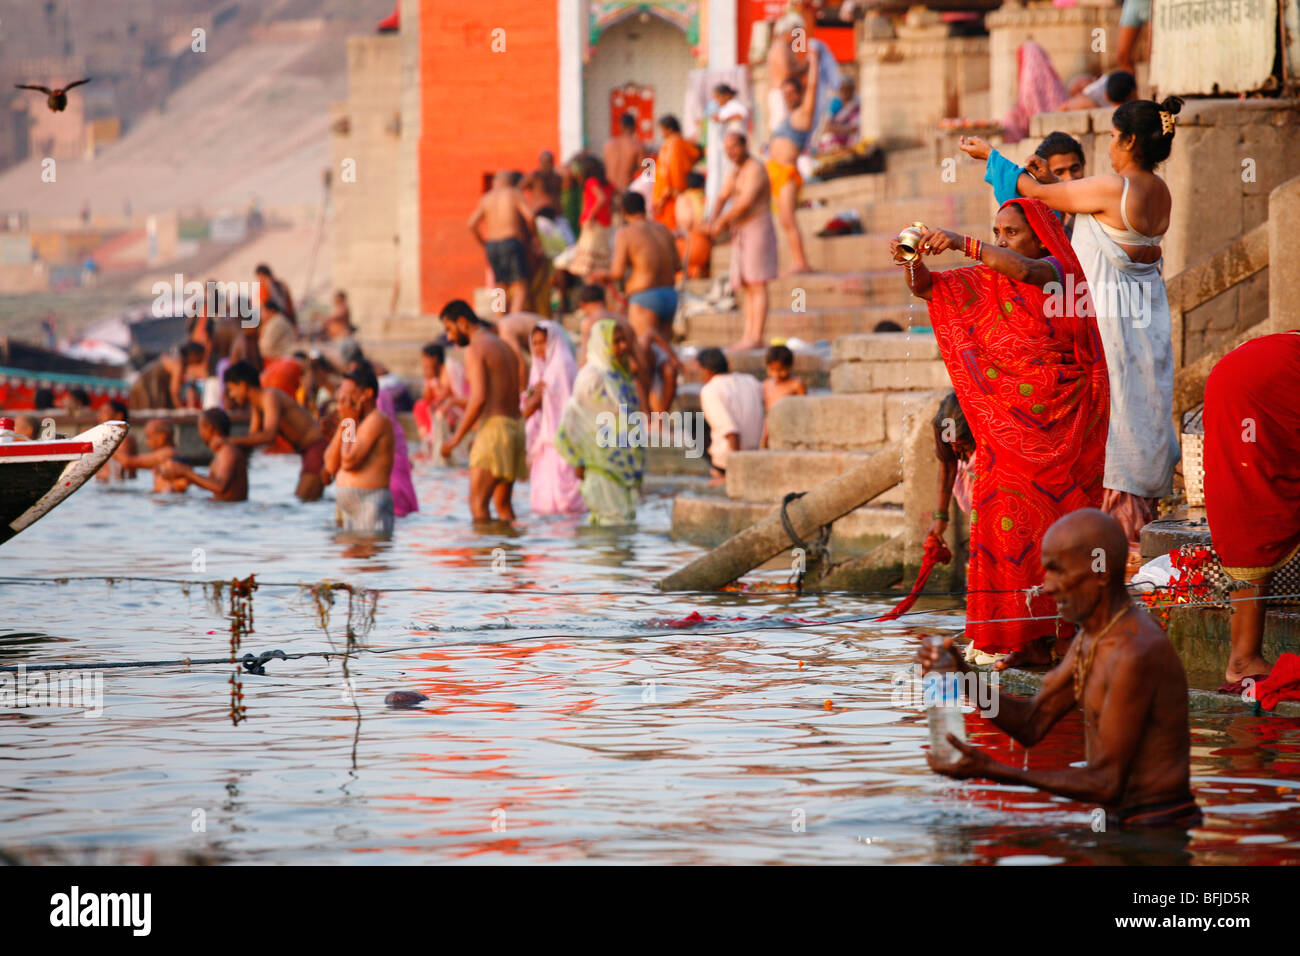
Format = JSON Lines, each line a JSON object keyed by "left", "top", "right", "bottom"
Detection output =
{"left": 833, "top": 332, "right": 941, "bottom": 363}
{"left": 830, "top": 359, "right": 951, "bottom": 393}
{"left": 670, "top": 493, "right": 905, "bottom": 555}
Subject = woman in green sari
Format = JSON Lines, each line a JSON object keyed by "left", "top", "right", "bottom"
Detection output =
{"left": 556, "top": 319, "right": 645, "bottom": 524}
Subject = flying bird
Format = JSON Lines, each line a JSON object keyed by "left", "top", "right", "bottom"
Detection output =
{"left": 14, "top": 78, "right": 92, "bottom": 113}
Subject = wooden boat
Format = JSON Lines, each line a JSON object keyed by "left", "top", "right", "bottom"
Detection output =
{"left": 0, "top": 420, "right": 128, "bottom": 546}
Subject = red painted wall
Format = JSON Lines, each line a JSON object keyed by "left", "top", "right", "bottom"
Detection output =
{"left": 418, "top": 1, "right": 560, "bottom": 316}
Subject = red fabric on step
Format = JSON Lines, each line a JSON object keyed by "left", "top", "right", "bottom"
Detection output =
{"left": 1253, "top": 653, "right": 1300, "bottom": 712}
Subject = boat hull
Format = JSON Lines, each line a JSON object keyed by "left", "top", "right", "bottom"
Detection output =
{"left": 0, "top": 421, "right": 128, "bottom": 545}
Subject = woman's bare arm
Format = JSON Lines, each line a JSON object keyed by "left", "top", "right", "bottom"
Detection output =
{"left": 1016, "top": 170, "right": 1119, "bottom": 215}
{"left": 921, "top": 228, "right": 1058, "bottom": 289}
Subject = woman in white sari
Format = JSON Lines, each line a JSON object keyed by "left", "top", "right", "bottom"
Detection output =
{"left": 556, "top": 319, "right": 645, "bottom": 524}
{"left": 1009, "top": 94, "right": 1185, "bottom": 557}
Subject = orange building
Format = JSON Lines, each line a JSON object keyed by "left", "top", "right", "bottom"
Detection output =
{"left": 393, "top": 1, "right": 851, "bottom": 321}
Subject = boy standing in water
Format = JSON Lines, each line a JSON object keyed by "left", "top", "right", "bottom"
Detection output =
{"left": 159, "top": 409, "right": 248, "bottom": 502}
{"left": 120, "top": 419, "right": 189, "bottom": 493}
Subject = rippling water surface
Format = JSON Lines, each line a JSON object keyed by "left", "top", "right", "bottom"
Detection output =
{"left": 1, "top": 456, "right": 1298, "bottom": 864}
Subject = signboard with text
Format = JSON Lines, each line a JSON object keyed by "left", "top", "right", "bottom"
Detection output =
{"left": 1150, "top": 0, "right": 1280, "bottom": 95}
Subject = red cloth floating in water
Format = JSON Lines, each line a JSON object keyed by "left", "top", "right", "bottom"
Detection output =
{"left": 874, "top": 535, "right": 952, "bottom": 622}
{"left": 1253, "top": 653, "right": 1300, "bottom": 711}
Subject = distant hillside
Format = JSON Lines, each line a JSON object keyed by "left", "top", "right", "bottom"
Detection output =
{"left": 0, "top": 0, "right": 394, "bottom": 222}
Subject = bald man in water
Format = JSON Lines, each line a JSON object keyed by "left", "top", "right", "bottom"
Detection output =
{"left": 918, "top": 509, "right": 1201, "bottom": 829}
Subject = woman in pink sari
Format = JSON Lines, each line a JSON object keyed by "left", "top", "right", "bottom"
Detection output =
{"left": 378, "top": 388, "right": 419, "bottom": 517}
{"left": 1001, "top": 41, "right": 1067, "bottom": 143}
{"left": 521, "top": 320, "right": 584, "bottom": 515}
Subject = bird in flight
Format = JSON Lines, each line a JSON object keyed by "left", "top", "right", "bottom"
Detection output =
{"left": 14, "top": 78, "right": 92, "bottom": 113}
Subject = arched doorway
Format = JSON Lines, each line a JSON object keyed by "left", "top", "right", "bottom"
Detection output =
{"left": 583, "top": 13, "right": 696, "bottom": 154}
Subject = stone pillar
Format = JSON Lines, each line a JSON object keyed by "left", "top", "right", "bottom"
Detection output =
{"left": 558, "top": 0, "right": 585, "bottom": 159}
{"left": 706, "top": 0, "right": 739, "bottom": 212}
{"left": 985, "top": 1, "right": 1120, "bottom": 125}
{"left": 331, "top": 35, "right": 403, "bottom": 330}
{"left": 396, "top": 0, "right": 423, "bottom": 319}
{"left": 1268, "top": 174, "right": 1300, "bottom": 335}
{"left": 858, "top": 11, "right": 988, "bottom": 149}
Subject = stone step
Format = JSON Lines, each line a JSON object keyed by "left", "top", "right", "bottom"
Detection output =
{"left": 830, "top": 358, "right": 950, "bottom": 394}
{"left": 767, "top": 388, "right": 948, "bottom": 450}
{"left": 710, "top": 229, "right": 974, "bottom": 276}
{"left": 356, "top": 338, "right": 425, "bottom": 378}
{"left": 801, "top": 172, "right": 888, "bottom": 206}
{"left": 670, "top": 492, "right": 907, "bottom": 555}
{"left": 682, "top": 305, "right": 928, "bottom": 347}
{"left": 881, "top": 158, "right": 993, "bottom": 202}
{"left": 684, "top": 270, "right": 915, "bottom": 309}
{"left": 725, "top": 449, "right": 904, "bottom": 506}
{"left": 832, "top": 331, "right": 941, "bottom": 363}
{"left": 368, "top": 314, "right": 442, "bottom": 341}
{"left": 801, "top": 150, "right": 991, "bottom": 203}
{"left": 828, "top": 332, "right": 949, "bottom": 394}
{"left": 799, "top": 190, "right": 991, "bottom": 237}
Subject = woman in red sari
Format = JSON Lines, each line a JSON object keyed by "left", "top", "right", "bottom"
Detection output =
{"left": 891, "top": 198, "right": 1110, "bottom": 666}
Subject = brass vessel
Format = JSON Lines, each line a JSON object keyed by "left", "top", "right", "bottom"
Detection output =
{"left": 895, "top": 222, "right": 929, "bottom": 262}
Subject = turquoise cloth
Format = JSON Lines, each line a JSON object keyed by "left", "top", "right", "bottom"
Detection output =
{"left": 985, "top": 149, "right": 1024, "bottom": 206}
{"left": 985, "top": 148, "right": 1068, "bottom": 226}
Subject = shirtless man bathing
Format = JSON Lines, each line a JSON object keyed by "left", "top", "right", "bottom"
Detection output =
{"left": 469, "top": 171, "right": 537, "bottom": 315}
{"left": 710, "top": 132, "right": 779, "bottom": 351}
{"left": 439, "top": 300, "right": 527, "bottom": 522}
{"left": 918, "top": 509, "right": 1202, "bottom": 830}
{"left": 323, "top": 364, "right": 395, "bottom": 538}
{"left": 601, "top": 191, "right": 682, "bottom": 415}
{"left": 159, "top": 409, "right": 248, "bottom": 502}
{"left": 223, "top": 360, "right": 328, "bottom": 500}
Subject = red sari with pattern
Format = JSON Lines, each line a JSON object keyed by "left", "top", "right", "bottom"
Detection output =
{"left": 926, "top": 198, "right": 1110, "bottom": 653}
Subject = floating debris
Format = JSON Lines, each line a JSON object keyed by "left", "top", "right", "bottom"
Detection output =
{"left": 385, "top": 691, "right": 428, "bottom": 709}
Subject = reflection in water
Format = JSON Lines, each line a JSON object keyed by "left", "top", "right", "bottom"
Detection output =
{"left": 0, "top": 456, "right": 1297, "bottom": 864}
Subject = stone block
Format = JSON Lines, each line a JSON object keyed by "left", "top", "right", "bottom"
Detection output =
{"left": 1269, "top": 175, "right": 1300, "bottom": 335}
{"left": 767, "top": 393, "right": 887, "bottom": 450}
{"left": 832, "top": 332, "right": 940, "bottom": 363}
{"left": 725, "top": 450, "right": 877, "bottom": 502}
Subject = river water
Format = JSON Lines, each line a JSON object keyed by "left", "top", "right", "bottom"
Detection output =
{"left": 1, "top": 455, "right": 1297, "bottom": 864}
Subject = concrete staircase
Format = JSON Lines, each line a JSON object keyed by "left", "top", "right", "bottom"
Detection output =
{"left": 683, "top": 149, "right": 993, "bottom": 348}
{"left": 669, "top": 331, "right": 950, "bottom": 560}
{"left": 669, "top": 146, "right": 994, "bottom": 566}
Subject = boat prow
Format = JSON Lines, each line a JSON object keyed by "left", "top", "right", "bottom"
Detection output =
{"left": 0, "top": 420, "right": 128, "bottom": 545}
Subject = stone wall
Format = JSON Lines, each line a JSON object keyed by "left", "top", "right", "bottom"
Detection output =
{"left": 329, "top": 34, "right": 403, "bottom": 332}
{"left": 985, "top": 1, "right": 1120, "bottom": 123}
{"left": 1022, "top": 98, "right": 1300, "bottom": 364}
{"left": 858, "top": 32, "right": 990, "bottom": 148}
{"left": 397, "top": 2, "right": 423, "bottom": 319}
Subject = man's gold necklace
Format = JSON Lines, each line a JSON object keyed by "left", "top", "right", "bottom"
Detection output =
{"left": 1073, "top": 602, "right": 1134, "bottom": 702}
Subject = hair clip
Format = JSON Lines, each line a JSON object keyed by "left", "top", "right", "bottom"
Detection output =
{"left": 1159, "top": 110, "right": 1175, "bottom": 136}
